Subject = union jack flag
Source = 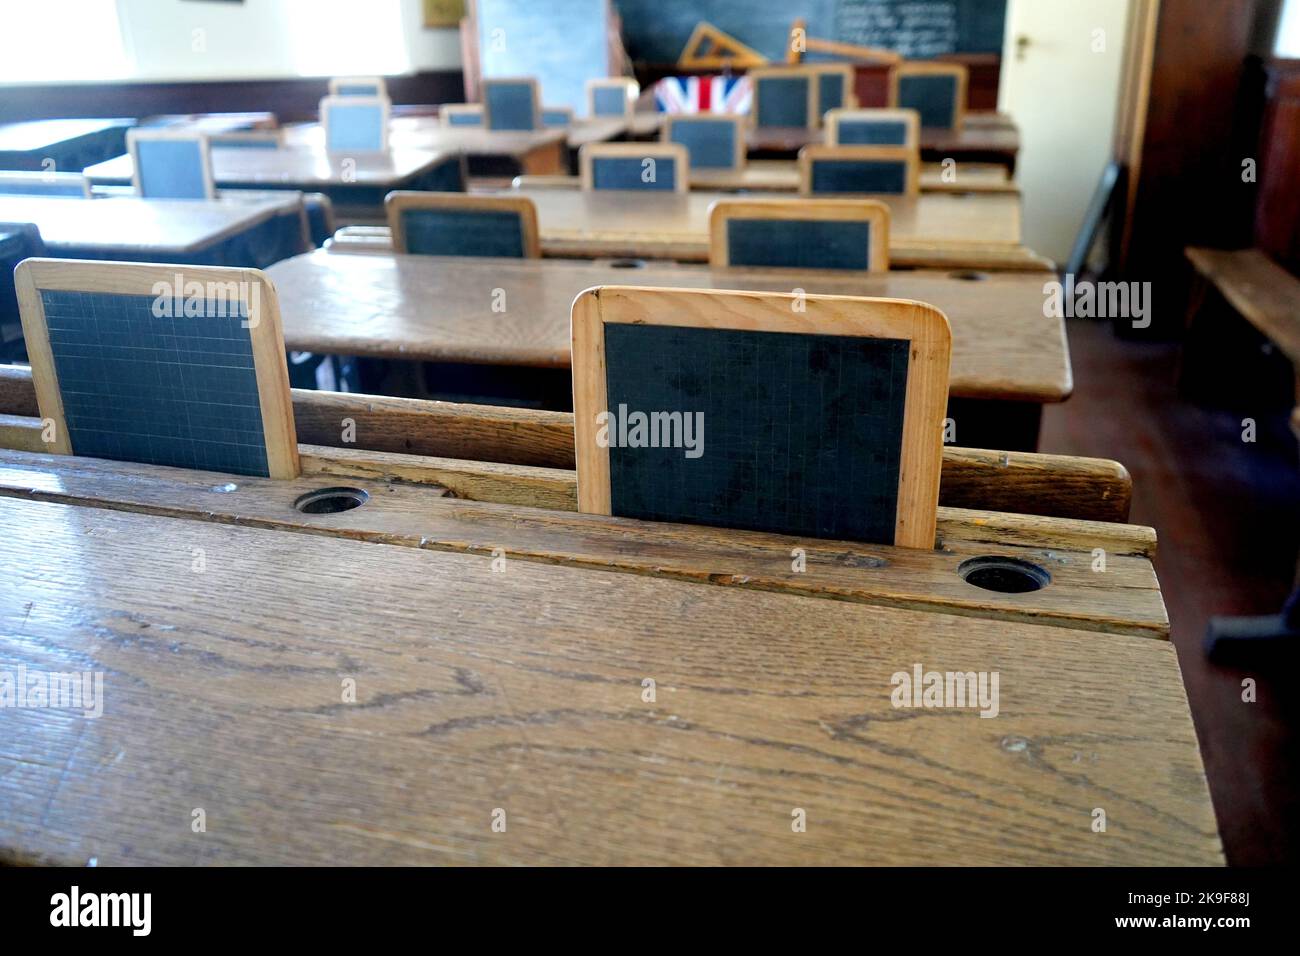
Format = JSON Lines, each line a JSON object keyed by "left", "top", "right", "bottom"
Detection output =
{"left": 653, "top": 74, "right": 752, "bottom": 114}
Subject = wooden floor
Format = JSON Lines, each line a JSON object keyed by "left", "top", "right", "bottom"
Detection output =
{"left": 1040, "top": 317, "right": 1300, "bottom": 866}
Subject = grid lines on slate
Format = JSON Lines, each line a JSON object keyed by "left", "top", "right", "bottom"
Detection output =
{"left": 604, "top": 323, "right": 910, "bottom": 544}
{"left": 40, "top": 289, "right": 270, "bottom": 476}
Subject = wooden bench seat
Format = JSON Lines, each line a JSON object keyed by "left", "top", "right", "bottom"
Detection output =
{"left": 1186, "top": 247, "right": 1300, "bottom": 364}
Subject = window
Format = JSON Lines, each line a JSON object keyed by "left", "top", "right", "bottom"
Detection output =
{"left": 0, "top": 0, "right": 130, "bottom": 83}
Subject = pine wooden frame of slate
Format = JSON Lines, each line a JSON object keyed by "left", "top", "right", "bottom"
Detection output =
{"left": 481, "top": 77, "right": 543, "bottom": 132}
{"left": 825, "top": 108, "right": 921, "bottom": 149}
{"left": 384, "top": 191, "right": 541, "bottom": 258}
{"left": 707, "top": 197, "right": 891, "bottom": 273}
{"left": 579, "top": 142, "right": 691, "bottom": 193}
{"left": 893, "top": 61, "right": 968, "bottom": 131}
{"left": 797, "top": 144, "right": 921, "bottom": 197}
{"left": 662, "top": 114, "right": 747, "bottom": 172}
{"left": 586, "top": 78, "right": 639, "bottom": 120}
{"left": 570, "top": 285, "right": 951, "bottom": 549}
{"left": 126, "top": 127, "right": 217, "bottom": 201}
{"left": 748, "top": 66, "right": 820, "bottom": 129}
{"left": 15, "top": 258, "right": 300, "bottom": 480}
{"left": 805, "top": 62, "right": 858, "bottom": 118}
{"left": 319, "top": 95, "right": 392, "bottom": 153}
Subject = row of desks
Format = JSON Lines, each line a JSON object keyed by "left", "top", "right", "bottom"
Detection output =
{"left": 269, "top": 250, "right": 1070, "bottom": 405}
{"left": 0, "top": 194, "right": 308, "bottom": 264}
{"left": 509, "top": 187, "right": 1037, "bottom": 269}
{"left": 1, "top": 186, "right": 1041, "bottom": 272}
{"left": 0, "top": 448, "right": 1221, "bottom": 865}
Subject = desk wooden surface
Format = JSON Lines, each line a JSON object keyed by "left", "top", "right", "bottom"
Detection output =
{"left": 84, "top": 144, "right": 459, "bottom": 189}
{"left": 747, "top": 121, "right": 1021, "bottom": 168}
{"left": 510, "top": 186, "right": 1034, "bottom": 269}
{"left": 567, "top": 114, "right": 664, "bottom": 148}
{"left": 0, "top": 195, "right": 297, "bottom": 255}
{"left": 267, "top": 251, "right": 1070, "bottom": 403}
{"left": 0, "top": 118, "right": 130, "bottom": 154}
{"left": 285, "top": 119, "right": 566, "bottom": 162}
{"left": 0, "top": 468, "right": 1218, "bottom": 864}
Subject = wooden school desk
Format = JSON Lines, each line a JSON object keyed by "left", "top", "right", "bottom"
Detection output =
{"left": 269, "top": 250, "right": 1066, "bottom": 400}
{"left": 0, "top": 195, "right": 306, "bottom": 267}
{"left": 508, "top": 186, "right": 1042, "bottom": 270}
{"left": 283, "top": 118, "right": 567, "bottom": 178}
{"left": 0, "top": 117, "right": 133, "bottom": 173}
{"left": 0, "top": 450, "right": 1221, "bottom": 866}
{"left": 82, "top": 145, "right": 464, "bottom": 221}
{"left": 268, "top": 251, "right": 1066, "bottom": 449}
{"left": 747, "top": 118, "right": 1022, "bottom": 173}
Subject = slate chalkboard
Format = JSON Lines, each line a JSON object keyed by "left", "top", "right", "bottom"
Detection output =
{"left": 571, "top": 287, "right": 952, "bottom": 549}
{"left": 17, "top": 260, "right": 300, "bottom": 479}
{"left": 400, "top": 208, "right": 527, "bottom": 257}
{"left": 476, "top": 0, "right": 612, "bottom": 116}
{"left": 612, "top": 0, "right": 1005, "bottom": 63}
{"left": 605, "top": 323, "right": 909, "bottom": 542}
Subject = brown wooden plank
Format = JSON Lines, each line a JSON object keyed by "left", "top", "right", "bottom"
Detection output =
{"left": 0, "top": 368, "right": 1131, "bottom": 522}
{"left": 512, "top": 186, "right": 1029, "bottom": 269}
{"left": 0, "top": 494, "right": 1219, "bottom": 865}
{"left": 262, "top": 251, "right": 1069, "bottom": 402}
{"left": 1185, "top": 247, "right": 1300, "bottom": 364}
{"left": 0, "top": 447, "right": 1163, "bottom": 636}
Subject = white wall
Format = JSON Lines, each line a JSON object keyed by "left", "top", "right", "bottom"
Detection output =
{"left": 116, "top": 0, "right": 460, "bottom": 81}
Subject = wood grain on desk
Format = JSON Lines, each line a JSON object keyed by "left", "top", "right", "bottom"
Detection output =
{"left": 510, "top": 187, "right": 1029, "bottom": 268}
{"left": 0, "top": 493, "right": 1218, "bottom": 865}
{"left": 84, "top": 145, "right": 458, "bottom": 188}
{"left": 0, "top": 195, "right": 297, "bottom": 254}
{"left": 285, "top": 119, "right": 565, "bottom": 162}
{"left": 0, "top": 447, "right": 1162, "bottom": 636}
{"left": 266, "top": 251, "right": 1070, "bottom": 403}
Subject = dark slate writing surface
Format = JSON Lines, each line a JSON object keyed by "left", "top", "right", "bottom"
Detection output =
{"left": 401, "top": 208, "right": 526, "bottom": 258}
{"left": 591, "top": 156, "right": 678, "bottom": 191}
{"left": 898, "top": 74, "right": 959, "bottom": 129}
{"left": 726, "top": 218, "right": 872, "bottom": 271}
{"left": 603, "top": 322, "right": 909, "bottom": 543}
{"left": 810, "top": 158, "right": 908, "bottom": 194}
{"left": 837, "top": 119, "right": 909, "bottom": 145}
{"left": 41, "top": 289, "right": 270, "bottom": 476}
{"left": 669, "top": 121, "right": 738, "bottom": 169}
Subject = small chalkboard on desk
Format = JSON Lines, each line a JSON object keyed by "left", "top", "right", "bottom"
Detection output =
{"left": 571, "top": 286, "right": 950, "bottom": 548}
{"left": 16, "top": 259, "right": 299, "bottom": 479}
{"left": 580, "top": 143, "right": 690, "bottom": 192}
{"left": 799, "top": 145, "right": 920, "bottom": 196}
{"left": 895, "top": 62, "right": 968, "bottom": 131}
{"left": 750, "top": 67, "right": 817, "bottom": 129}
{"left": 826, "top": 108, "right": 920, "bottom": 148}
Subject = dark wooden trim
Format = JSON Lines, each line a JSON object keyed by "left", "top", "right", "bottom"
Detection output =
{"left": 1255, "top": 58, "right": 1300, "bottom": 273}
{"left": 0, "top": 71, "right": 465, "bottom": 126}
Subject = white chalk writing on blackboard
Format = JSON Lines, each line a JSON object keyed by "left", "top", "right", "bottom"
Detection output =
{"left": 835, "top": 0, "right": 959, "bottom": 58}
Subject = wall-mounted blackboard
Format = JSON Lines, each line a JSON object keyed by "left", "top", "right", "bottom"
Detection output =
{"left": 612, "top": 0, "right": 1005, "bottom": 64}
{"left": 476, "top": 0, "right": 612, "bottom": 116}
